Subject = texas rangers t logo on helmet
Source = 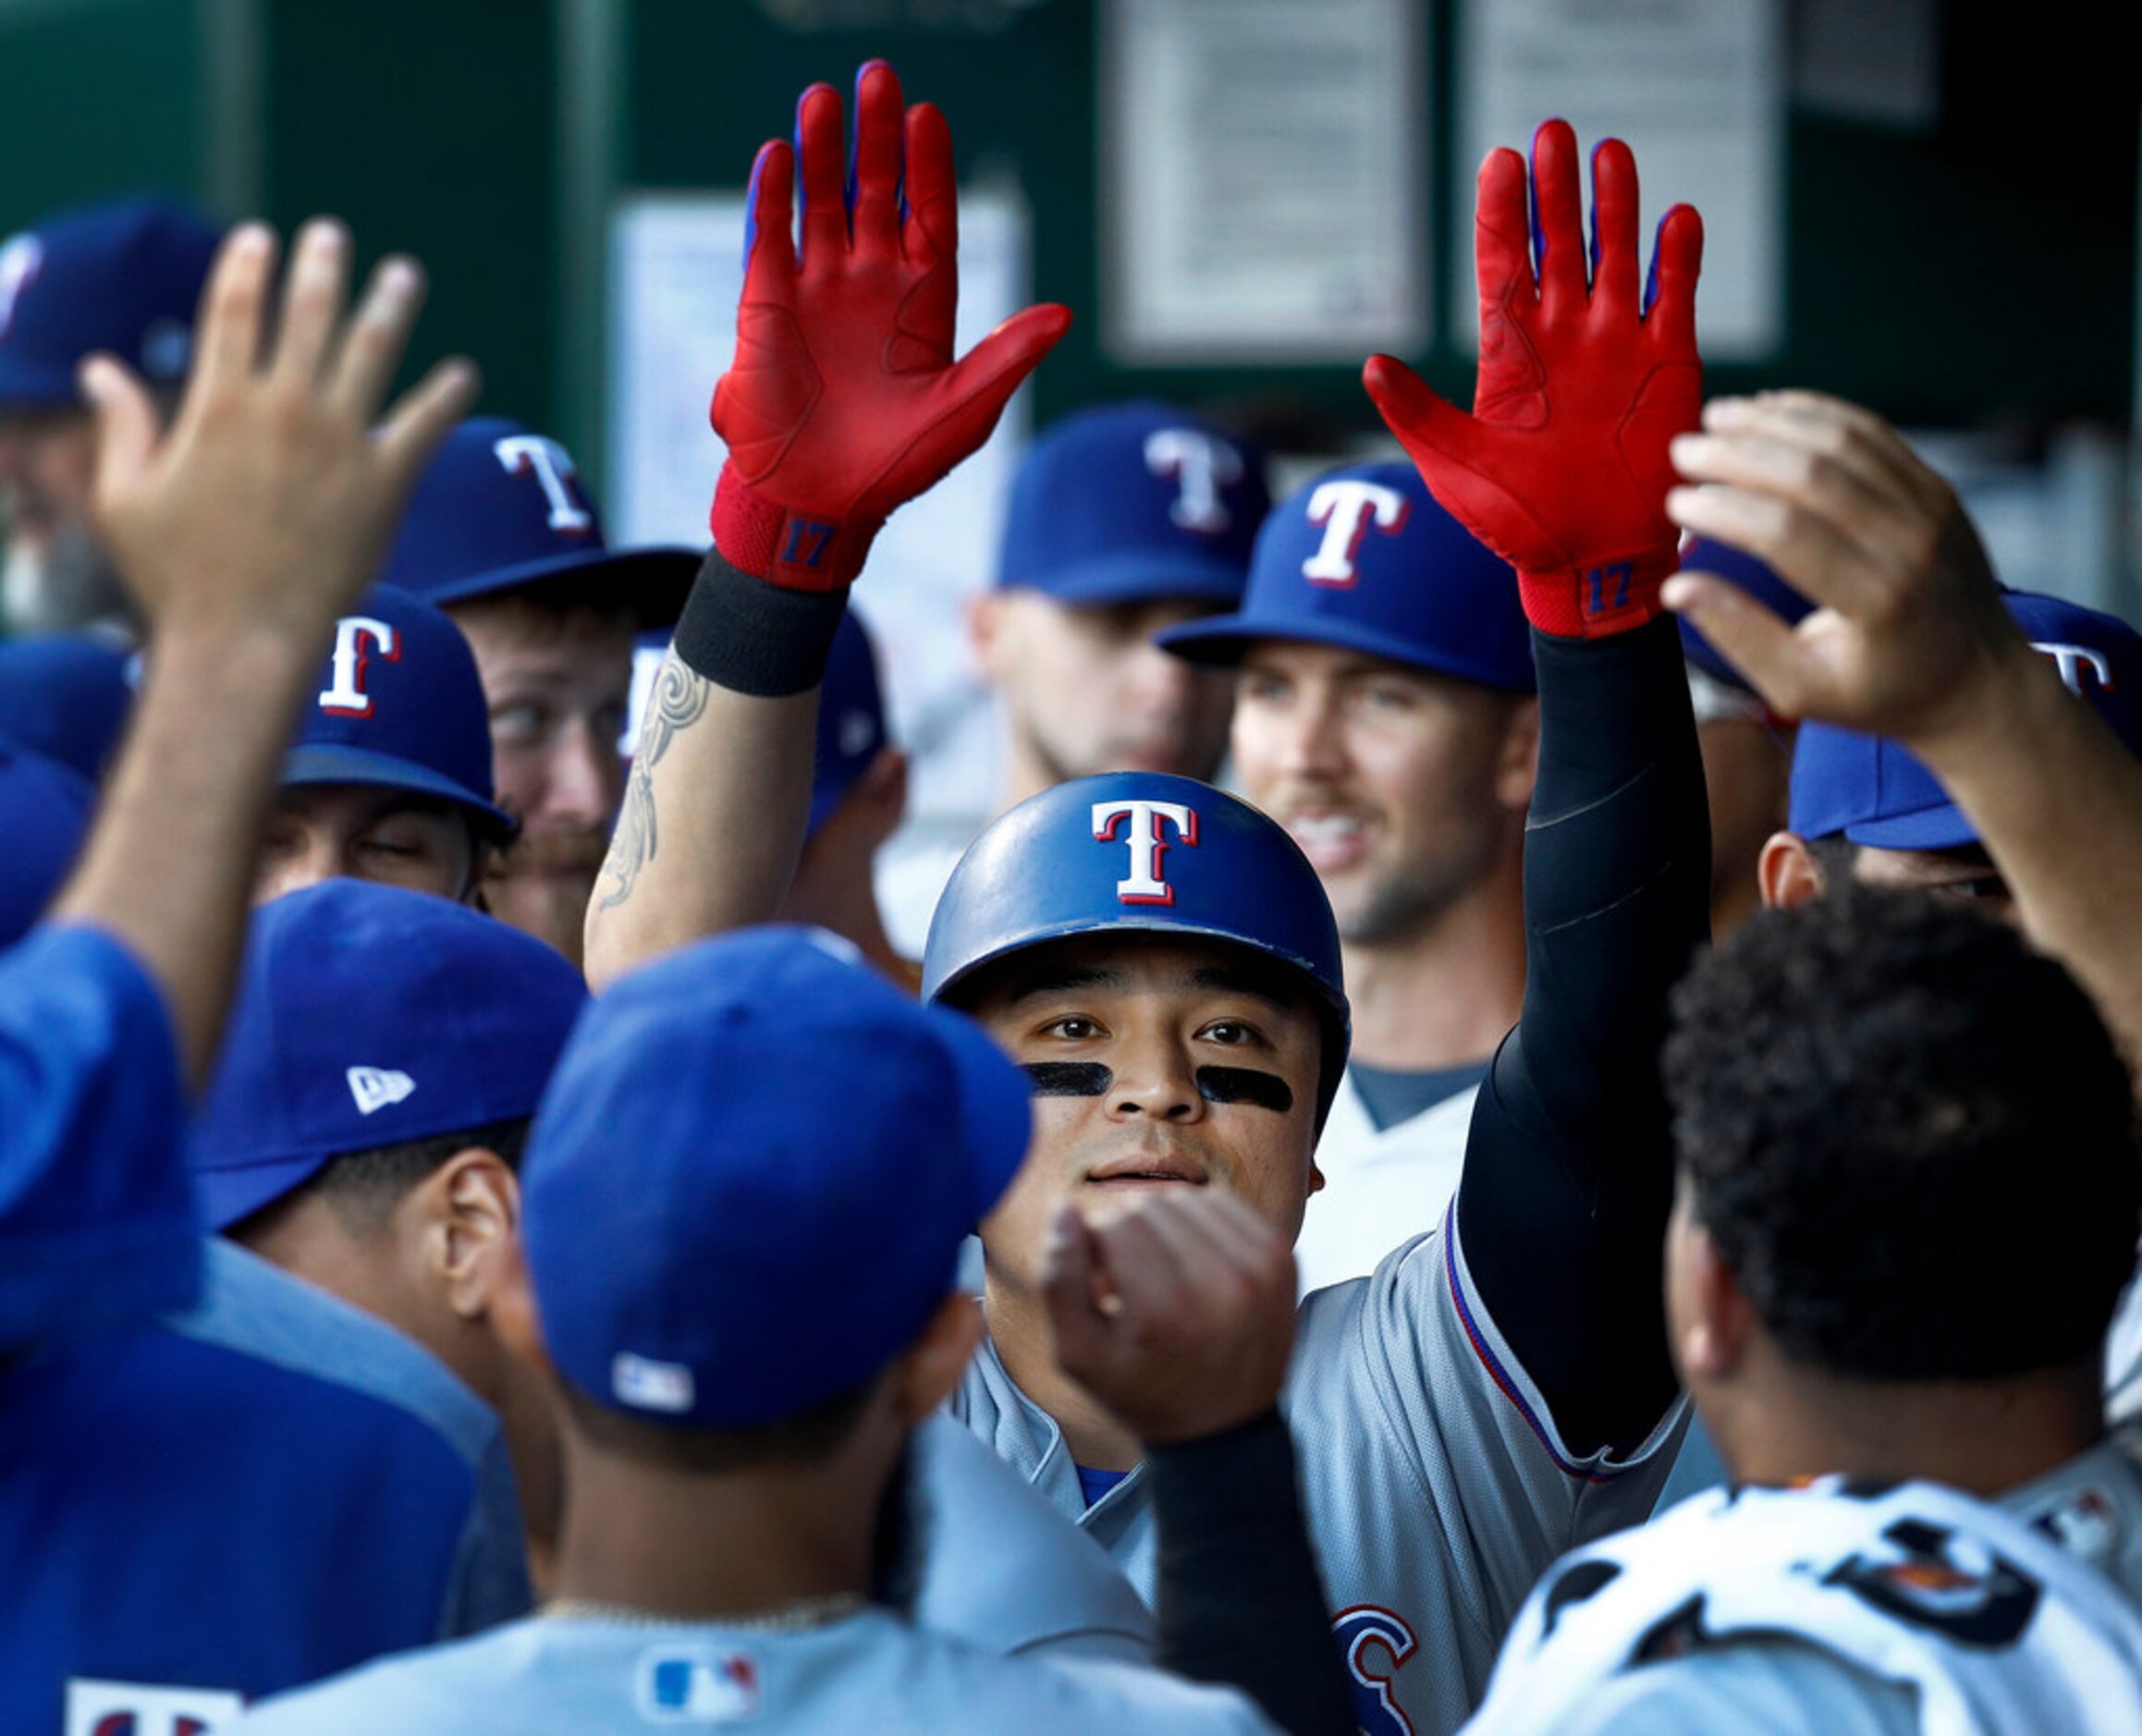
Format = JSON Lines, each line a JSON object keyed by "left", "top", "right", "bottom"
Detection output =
{"left": 1301, "top": 479, "right": 1411, "bottom": 588}
{"left": 1092, "top": 799, "right": 1198, "bottom": 905}
{"left": 318, "top": 615, "right": 400, "bottom": 718}
{"left": 1144, "top": 429, "right": 1243, "bottom": 534}
{"left": 494, "top": 434, "right": 594, "bottom": 534}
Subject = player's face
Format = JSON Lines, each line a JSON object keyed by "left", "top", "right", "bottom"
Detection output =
{"left": 0, "top": 406, "right": 121, "bottom": 630}
{"left": 1230, "top": 641, "right": 1535, "bottom": 946}
{"left": 963, "top": 935, "right": 1325, "bottom": 1291}
{"left": 451, "top": 595, "right": 636, "bottom": 965}
{"left": 973, "top": 590, "right": 1235, "bottom": 785}
{"left": 255, "top": 786, "right": 481, "bottom": 905}
{"left": 1849, "top": 843, "right": 2018, "bottom": 925}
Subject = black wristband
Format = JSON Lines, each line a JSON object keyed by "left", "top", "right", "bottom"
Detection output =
{"left": 670, "top": 548, "right": 850, "bottom": 698}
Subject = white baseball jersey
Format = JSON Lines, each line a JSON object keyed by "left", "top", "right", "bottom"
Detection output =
{"left": 230, "top": 1608, "right": 1275, "bottom": 1734}
{"left": 2101, "top": 1254, "right": 2142, "bottom": 1423}
{"left": 1295, "top": 1069, "right": 1477, "bottom": 1295}
{"left": 1465, "top": 1447, "right": 2142, "bottom": 1735}
{"left": 950, "top": 1207, "right": 1686, "bottom": 1736}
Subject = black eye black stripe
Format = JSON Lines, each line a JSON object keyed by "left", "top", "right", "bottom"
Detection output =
{"left": 1022, "top": 1061, "right": 1112, "bottom": 1096}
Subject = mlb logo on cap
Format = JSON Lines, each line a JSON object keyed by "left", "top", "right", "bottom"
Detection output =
{"left": 1792, "top": 589, "right": 2142, "bottom": 849}
{"left": 1157, "top": 459, "right": 1535, "bottom": 692}
{"left": 283, "top": 584, "right": 514, "bottom": 840}
{"left": 0, "top": 199, "right": 222, "bottom": 408}
{"left": 996, "top": 401, "right": 1270, "bottom": 605}
{"left": 380, "top": 416, "right": 701, "bottom": 627}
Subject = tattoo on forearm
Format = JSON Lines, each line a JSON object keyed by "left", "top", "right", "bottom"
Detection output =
{"left": 598, "top": 654, "right": 711, "bottom": 911}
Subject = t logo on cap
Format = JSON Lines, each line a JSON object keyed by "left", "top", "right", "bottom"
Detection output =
{"left": 1092, "top": 798, "right": 1197, "bottom": 906}
{"left": 1144, "top": 428, "right": 1243, "bottom": 535}
{"left": 1301, "top": 479, "right": 1411, "bottom": 588}
{"left": 0, "top": 234, "right": 43, "bottom": 338}
{"left": 2035, "top": 640, "right": 2114, "bottom": 699}
{"left": 318, "top": 615, "right": 400, "bottom": 718}
{"left": 494, "top": 434, "right": 594, "bottom": 535}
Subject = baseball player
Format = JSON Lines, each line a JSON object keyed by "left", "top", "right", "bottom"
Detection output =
{"left": 231, "top": 927, "right": 1293, "bottom": 1733}
{"left": 188, "top": 877, "right": 1157, "bottom": 1665}
{"left": 379, "top": 415, "right": 697, "bottom": 965}
{"left": 2, "top": 211, "right": 543, "bottom": 1728}
{"left": 1463, "top": 887, "right": 2142, "bottom": 1732}
{"left": 1, "top": 212, "right": 473, "bottom": 1344}
{"left": 0, "top": 735, "right": 92, "bottom": 947}
{"left": 880, "top": 397, "right": 1269, "bottom": 948}
{"left": 1157, "top": 460, "right": 1536, "bottom": 1290}
{"left": 585, "top": 65, "right": 1712, "bottom": 1734}
{"left": 0, "top": 198, "right": 222, "bottom": 637}
{"left": 255, "top": 583, "right": 517, "bottom": 906}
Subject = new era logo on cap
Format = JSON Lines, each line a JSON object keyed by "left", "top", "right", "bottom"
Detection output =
{"left": 613, "top": 1351, "right": 696, "bottom": 1414}
{"left": 347, "top": 1066, "right": 417, "bottom": 1117}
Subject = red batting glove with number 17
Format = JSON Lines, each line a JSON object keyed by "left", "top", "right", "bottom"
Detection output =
{"left": 709, "top": 61, "right": 1072, "bottom": 593}
{"left": 1365, "top": 121, "right": 1704, "bottom": 639}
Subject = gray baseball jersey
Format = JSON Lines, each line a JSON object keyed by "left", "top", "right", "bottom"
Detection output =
{"left": 950, "top": 1207, "right": 1686, "bottom": 1736}
{"left": 230, "top": 1609, "right": 1275, "bottom": 1734}
{"left": 1463, "top": 1432, "right": 2142, "bottom": 1735}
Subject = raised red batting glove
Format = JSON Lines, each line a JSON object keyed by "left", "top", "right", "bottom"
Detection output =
{"left": 1365, "top": 120, "right": 1704, "bottom": 639}
{"left": 710, "top": 61, "right": 1072, "bottom": 592}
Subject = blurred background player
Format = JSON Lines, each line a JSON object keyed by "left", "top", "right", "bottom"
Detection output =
{"left": 1467, "top": 888, "right": 2142, "bottom": 1734}
{"left": 256, "top": 584, "right": 516, "bottom": 906}
{"left": 0, "top": 630, "right": 132, "bottom": 782}
{"left": 0, "top": 198, "right": 221, "bottom": 640}
{"left": 233, "top": 928, "right": 1284, "bottom": 1734}
{"left": 380, "top": 415, "right": 697, "bottom": 966}
{"left": 1674, "top": 535, "right": 1806, "bottom": 939}
{"left": 1159, "top": 460, "right": 1536, "bottom": 1290}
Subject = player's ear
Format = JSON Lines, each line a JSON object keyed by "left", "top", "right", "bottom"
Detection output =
{"left": 965, "top": 590, "right": 1011, "bottom": 680}
{"left": 889, "top": 1291, "right": 985, "bottom": 1423}
{"left": 422, "top": 1147, "right": 521, "bottom": 1320}
{"left": 1493, "top": 695, "right": 1541, "bottom": 811}
{"left": 1758, "top": 830, "right": 1823, "bottom": 911}
{"left": 1672, "top": 1211, "right": 1756, "bottom": 1384}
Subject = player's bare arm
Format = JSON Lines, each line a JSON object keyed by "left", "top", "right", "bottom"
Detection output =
{"left": 1666, "top": 390, "right": 2142, "bottom": 1059}
{"left": 1368, "top": 121, "right": 1712, "bottom": 1455}
{"left": 1041, "top": 1190, "right": 1354, "bottom": 1736}
{"left": 51, "top": 218, "right": 474, "bottom": 1081}
{"left": 583, "top": 61, "right": 1069, "bottom": 989}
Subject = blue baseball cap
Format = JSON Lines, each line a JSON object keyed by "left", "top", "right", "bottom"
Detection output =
{"left": 283, "top": 585, "right": 514, "bottom": 840}
{"left": 0, "top": 738, "right": 92, "bottom": 947}
{"left": 380, "top": 417, "right": 701, "bottom": 627}
{"left": 1676, "top": 536, "right": 1812, "bottom": 691}
{"left": 810, "top": 607, "right": 889, "bottom": 836}
{"left": 0, "top": 199, "right": 223, "bottom": 408}
{"left": 521, "top": 926, "right": 1031, "bottom": 1429}
{"left": 997, "top": 401, "right": 1269, "bottom": 605}
{"left": 1156, "top": 460, "right": 1535, "bottom": 692}
{"left": 190, "top": 879, "right": 590, "bottom": 1230}
{"left": 1791, "top": 590, "right": 2142, "bottom": 850}
{"left": 0, "top": 633, "right": 132, "bottom": 781}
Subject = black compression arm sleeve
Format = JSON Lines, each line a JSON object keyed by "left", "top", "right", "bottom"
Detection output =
{"left": 1456, "top": 617, "right": 1710, "bottom": 1458}
{"left": 670, "top": 548, "right": 849, "bottom": 697}
{"left": 1148, "top": 1410, "right": 1357, "bottom": 1736}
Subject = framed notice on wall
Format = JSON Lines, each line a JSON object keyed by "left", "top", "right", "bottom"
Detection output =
{"left": 1453, "top": 0, "right": 1784, "bottom": 360}
{"left": 1101, "top": 0, "right": 1428, "bottom": 364}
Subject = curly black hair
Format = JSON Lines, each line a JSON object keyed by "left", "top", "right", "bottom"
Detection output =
{"left": 1664, "top": 885, "right": 2140, "bottom": 1380}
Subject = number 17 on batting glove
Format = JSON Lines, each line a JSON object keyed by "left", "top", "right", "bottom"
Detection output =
{"left": 709, "top": 60, "right": 1072, "bottom": 593}
{"left": 1365, "top": 119, "right": 1704, "bottom": 639}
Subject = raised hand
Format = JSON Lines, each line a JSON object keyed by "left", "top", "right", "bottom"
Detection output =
{"left": 1664, "top": 390, "right": 2024, "bottom": 748}
{"left": 710, "top": 59, "right": 1072, "bottom": 592}
{"left": 86, "top": 218, "right": 475, "bottom": 644}
{"left": 1039, "top": 1191, "right": 1298, "bottom": 1447}
{"left": 1365, "top": 120, "right": 1702, "bottom": 638}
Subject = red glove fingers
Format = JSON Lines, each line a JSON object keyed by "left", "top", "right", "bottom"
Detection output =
{"left": 709, "top": 61, "right": 1071, "bottom": 593}
{"left": 1365, "top": 119, "right": 1705, "bottom": 640}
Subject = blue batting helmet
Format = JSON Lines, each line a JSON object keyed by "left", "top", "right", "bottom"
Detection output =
{"left": 921, "top": 771, "right": 1350, "bottom": 1120}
